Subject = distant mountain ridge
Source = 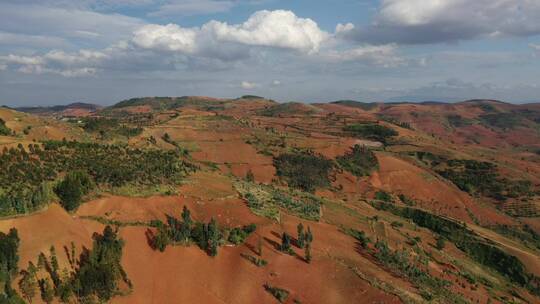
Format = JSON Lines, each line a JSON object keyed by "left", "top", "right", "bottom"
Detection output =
{"left": 8, "top": 97, "right": 540, "bottom": 119}
{"left": 15, "top": 102, "right": 102, "bottom": 116}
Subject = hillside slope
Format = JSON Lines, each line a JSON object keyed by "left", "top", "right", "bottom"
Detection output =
{"left": 0, "top": 98, "right": 539, "bottom": 304}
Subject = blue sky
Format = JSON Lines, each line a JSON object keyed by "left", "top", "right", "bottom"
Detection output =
{"left": 1, "top": 0, "right": 540, "bottom": 106}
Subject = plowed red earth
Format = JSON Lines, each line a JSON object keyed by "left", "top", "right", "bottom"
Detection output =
{"left": 0, "top": 204, "right": 103, "bottom": 274}
{"left": 114, "top": 217, "right": 402, "bottom": 304}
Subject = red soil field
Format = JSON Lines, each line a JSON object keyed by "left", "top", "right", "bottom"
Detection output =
{"left": 0, "top": 204, "right": 103, "bottom": 275}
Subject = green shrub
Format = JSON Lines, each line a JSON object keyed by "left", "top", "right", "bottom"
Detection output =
{"left": 240, "top": 253, "right": 268, "bottom": 267}
{"left": 0, "top": 118, "right": 11, "bottom": 136}
{"left": 344, "top": 228, "right": 371, "bottom": 248}
{"left": 245, "top": 170, "right": 255, "bottom": 182}
{"left": 336, "top": 145, "right": 378, "bottom": 177}
{"left": 228, "top": 224, "right": 257, "bottom": 245}
{"left": 264, "top": 284, "right": 290, "bottom": 303}
{"left": 375, "top": 190, "right": 392, "bottom": 202}
{"left": 435, "top": 237, "right": 446, "bottom": 250}
{"left": 343, "top": 123, "right": 397, "bottom": 144}
{"left": 447, "top": 115, "right": 473, "bottom": 128}
{"left": 280, "top": 232, "right": 292, "bottom": 253}
{"left": 55, "top": 171, "right": 95, "bottom": 212}
{"left": 274, "top": 151, "right": 333, "bottom": 192}
{"left": 398, "top": 194, "right": 415, "bottom": 206}
{"left": 480, "top": 113, "right": 522, "bottom": 129}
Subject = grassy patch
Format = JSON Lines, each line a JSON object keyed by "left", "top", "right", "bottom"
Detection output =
{"left": 235, "top": 181, "right": 322, "bottom": 221}
{"left": 447, "top": 115, "right": 474, "bottom": 128}
{"left": 79, "top": 215, "right": 150, "bottom": 227}
{"left": 493, "top": 224, "right": 540, "bottom": 251}
{"left": 480, "top": 113, "right": 522, "bottom": 129}
{"left": 108, "top": 183, "right": 178, "bottom": 197}
{"left": 436, "top": 159, "right": 533, "bottom": 201}
{"left": 373, "top": 240, "right": 465, "bottom": 303}
{"left": 371, "top": 201, "right": 540, "bottom": 296}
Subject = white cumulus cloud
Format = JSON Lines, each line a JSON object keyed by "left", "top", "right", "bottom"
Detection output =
{"left": 0, "top": 49, "right": 108, "bottom": 77}
{"left": 345, "top": 0, "right": 540, "bottom": 44}
{"left": 133, "top": 24, "right": 198, "bottom": 53}
{"left": 132, "top": 10, "right": 328, "bottom": 55}
{"left": 204, "top": 10, "right": 328, "bottom": 53}
{"left": 241, "top": 81, "right": 258, "bottom": 89}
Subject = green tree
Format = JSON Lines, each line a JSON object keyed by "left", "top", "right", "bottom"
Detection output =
{"left": 207, "top": 218, "right": 220, "bottom": 257}
{"left": 375, "top": 190, "right": 392, "bottom": 203}
{"left": 180, "top": 206, "right": 192, "bottom": 241}
{"left": 273, "top": 151, "right": 334, "bottom": 192}
{"left": 70, "top": 241, "right": 76, "bottom": 268}
{"left": 37, "top": 253, "right": 46, "bottom": 271}
{"left": 74, "top": 225, "right": 129, "bottom": 301}
{"left": 281, "top": 233, "right": 292, "bottom": 253}
{"left": 0, "top": 228, "right": 20, "bottom": 277}
{"left": 181, "top": 206, "right": 192, "bottom": 224}
{"left": 55, "top": 170, "right": 94, "bottom": 211}
{"left": 162, "top": 132, "right": 171, "bottom": 143}
{"left": 39, "top": 278, "right": 55, "bottom": 304}
{"left": 297, "top": 223, "right": 305, "bottom": 248}
{"left": 49, "top": 246, "right": 59, "bottom": 273}
{"left": 245, "top": 170, "right": 255, "bottom": 182}
{"left": 19, "top": 266, "right": 38, "bottom": 303}
{"left": 154, "top": 226, "right": 169, "bottom": 252}
{"left": 305, "top": 243, "right": 312, "bottom": 264}
{"left": 264, "top": 284, "right": 290, "bottom": 303}
{"left": 435, "top": 237, "right": 446, "bottom": 250}
{"left": 305, "top": 227, "right": 313, "bottom": 246}
{"left": 0, "top": 118, "right": 12, "bottom": 136}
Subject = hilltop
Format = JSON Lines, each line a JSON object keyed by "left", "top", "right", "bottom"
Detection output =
{"left": 15, "top": 102, "right": 102, "bottom": 117}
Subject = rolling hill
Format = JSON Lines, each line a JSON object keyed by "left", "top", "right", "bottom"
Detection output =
{"left": 0, "top": 97, "right": 539, "bottom": 304}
